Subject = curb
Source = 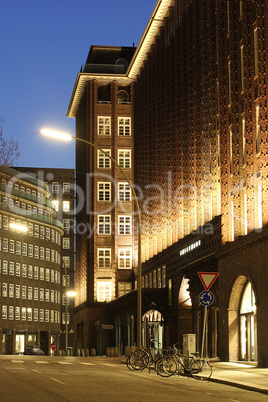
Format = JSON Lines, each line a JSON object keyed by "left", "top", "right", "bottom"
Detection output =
{"left": 209, "top": 377, "right": 268, "bottom": 395}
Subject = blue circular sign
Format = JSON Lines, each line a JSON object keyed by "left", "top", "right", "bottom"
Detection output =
{"left": 199, "top": 290, "right": 214, "bottom": 306}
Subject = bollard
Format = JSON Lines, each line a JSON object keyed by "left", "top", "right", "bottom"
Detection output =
{"left": 106, "top": 347, "right": 111, "bottom": 357}
{"left": 91, "top": 348, "right": 96, "bottom": 357}
{"left": 110, "top": 347, "right": 114, "bottom": 357}
{"left": 81, "top": 349, "right": 85, "bottom": 357}
{"left": 77, "top": 348, "right": 80, "bottom": 357}
{"left": 130, "top": 346, "right": 135, "bottom": 354}
{"left": 85, "top": 348, "right": 89, "bottom": 357}
{"left": 125, "top": 346, "right": 130, "bottom": 357}
{"left": 114, "top": 347, "right": 119, "bottom": 357}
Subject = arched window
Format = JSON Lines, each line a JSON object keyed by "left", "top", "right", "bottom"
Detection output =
{"left": 118, "top": 90, "right": 129, "bottom": 104}
{"left": 240, "top": 282, "right": 257, "bottom": 361}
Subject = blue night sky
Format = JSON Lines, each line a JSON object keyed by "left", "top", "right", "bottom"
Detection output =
{"left": 1, "top": 0, "right": 156, "bottom": 169}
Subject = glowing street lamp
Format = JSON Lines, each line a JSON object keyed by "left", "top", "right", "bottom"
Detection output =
{"left": 41, "top": 128, "right": 143, "bottom": 348}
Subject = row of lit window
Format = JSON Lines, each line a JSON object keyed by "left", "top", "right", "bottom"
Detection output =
{"left": 98, "top": 182, "right": 132, "bottom": 202}
{"left": 1, "top": 179, "right": 46, "bottom": 199}
{"left": 97, "top": 215, "right": 132, "bottom": 235}
{"left": 96, "top": 150, "right": 131, "bottom": 170}
{"left": 0, "top": 260, "right": 61, "bottom": 283}
{"left": 1, "top": 283, "right": 61, "bottom": 304}
{"left": 0, "top": 214, "right": 61, "bottom": 244}
{"left": 98, "top": 117, "right": 131, "bottom": 136}
{"left": 97, "top": 248, "right": 132, "bottom": 270}
{"left": 2, "top": 305, "right": 61, "bottom": 323}
{"left": 142, "top": 266, "right": 166, "bottom": 289}
{"left": 0, "top": 196, "right": 53, "bottom": 218}
{"left": 51, "top": 200, "right": 71, "bottom": 213}
{"left": 0, "top": 238, "right": 61, "bottom": 263}
{"left": 97, "top": 281, "right": 132, "bottom": 302}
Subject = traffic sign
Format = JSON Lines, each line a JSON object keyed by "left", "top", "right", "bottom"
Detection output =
{"left": 198, "top": 272, "right": 219, "bottom": 291}
{"left": 199, "top": 290, "right": 214, "bottom": 306}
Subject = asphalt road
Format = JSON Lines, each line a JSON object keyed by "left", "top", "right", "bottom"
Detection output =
{"left": 0, "top": 356, "right": 266, "bottom": 401}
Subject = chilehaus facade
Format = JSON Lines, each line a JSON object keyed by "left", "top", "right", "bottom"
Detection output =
{"left": 68, "top": 0, "right": 268, "bottom": 366}
{"left": 0, "top": 167, "right": 63, "bottom": 354}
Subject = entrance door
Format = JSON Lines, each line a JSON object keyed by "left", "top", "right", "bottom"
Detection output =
{"left": 240, "top": 282, "right": 257, "bottom": 361}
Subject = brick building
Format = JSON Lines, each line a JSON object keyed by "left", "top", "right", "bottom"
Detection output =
{"left": 68, "top": 0, "right": 268, "bottom": 365}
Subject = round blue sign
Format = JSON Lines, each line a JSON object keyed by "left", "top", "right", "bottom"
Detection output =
{"left": 199, "top": 290, "right": 214, "bottom": 306}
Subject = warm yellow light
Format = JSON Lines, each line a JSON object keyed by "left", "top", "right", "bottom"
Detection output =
{"left": 67, "top": 291, "right": 76, "bottom": 297}
{"left": 10, "top": 223, "right": 28, "bottom": 233}
{"left": 41, "top": 128, "right": 72, "bottom": 141}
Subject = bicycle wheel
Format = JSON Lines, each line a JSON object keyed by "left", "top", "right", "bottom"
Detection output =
{"left": 129, "top": 351, "right": 147, "bottom": 370}
{"left": 126, "top": 355, "right": 135, "bottom": 370}
{"left": 155, "top": 356, "right": 178, "bottom": 377}
{"left": 191, "top": 359, "right": 212, "bottom": 380}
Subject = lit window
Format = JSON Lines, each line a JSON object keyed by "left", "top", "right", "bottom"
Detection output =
{"left": 118, "top": 249, "right": 132, "bottom": 269}
{"left": 62, "top": 256, "right": 70, "bottom": 268}
{"left": 2, "top": 261, "right": 7, "bottom": 274}
{"left": 2, "top": 305, "right": 7, "bottom": 320}
{"left": 63, "top": 238, "right": 70, "bottom": 249}
{"left": 98, "top": 248, "right": 111, "bottom": 269}
{"left": 28, "top": 287, "right": 32, "bottom": 300}
{"left": 40, "top": 309, "right": 44, "bottom": 322}
{"left": 97, "top": 282, "right": 112, "bottom": 302}
{"left": 98, "top": 116, "right": 111, "bottom": 136}
{"left": 9, "top": 284, "right": 14, "bottom": 297}
{"left": 27, "top": 308, "right": 32, "bottom": 321}
{"left": 16, "top": 262, "right": 20, "bottom": 277}
{"left": 118, "top": 182, "right": 131, "bottom": 202}
{"left": 118, "top": 282, "right": 132, "bottom": 297}
{"left": 118, "top": 216, "right": 132, "bottom": 235}
{"left": 98, "top": 149, "right": 111, "bottom": 169}
{"left": 28, "top": 265, "right": 33, "bottom": 279}
{"left": 9, "top": 306, "right": 14, "bottom": 320}
{"left": 118, "top": 149, "right": 131, "bottom": 169}
{"left": 15, "top": 307, "right": 20, "bottom": 321}
{"left": 2, "top": 283, "right": 7, "bottom": 297}
{"left": 22, "top": 286, "right": 27, "bottom": 299}
{"left": 98, "top": 182, "right": 111, "bottom": 201}
{"left": 15, "top": 285, "right": 20, "bottom": 298}
{"left": 34, "top": 308, "right": 38, "bottom": 322}
{"left": 118, "top": 117, "right": 131, "bottom": 136}
{"left": 98, "top": 215, "right": 111, "bottom": 235}
{"left": 52, "top": 200, "right": 59, "bottom": 212}
{"left": 40, "top": 288, "right": 44, "bottom": 301}
{"left": 63, "top": 201, "right": 70, "bottom": 212}
{"left": 9, "top": 239, "right": 15, "bottom": 253}
{"left": 9, "top": 261, "right": 14, "bottom": 275}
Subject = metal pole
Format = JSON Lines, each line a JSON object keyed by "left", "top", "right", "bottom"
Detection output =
{"left": 70, "top": 136, "right": 142, "bottom": 348}
{"left": 201, "top": 305, "right": 207, "bottom": 359}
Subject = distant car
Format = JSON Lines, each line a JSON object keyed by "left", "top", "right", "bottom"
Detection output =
{"left": 24, "top": 346, "right": 45, "bottom": 355}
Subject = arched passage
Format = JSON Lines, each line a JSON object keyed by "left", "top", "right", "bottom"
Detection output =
{"left": 228, "top": 275, "right": 257, "bottom": 362}
{"left": 142, "top": 309, "right": 164, "bottom": 350}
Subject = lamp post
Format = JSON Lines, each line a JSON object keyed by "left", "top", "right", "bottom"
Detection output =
{"left": 41, "top": 128, "right": 142, "bottom": 348}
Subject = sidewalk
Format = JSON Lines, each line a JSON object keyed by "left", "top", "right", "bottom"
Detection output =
{"left": 209, "top": 361, "right": 268, "bottom": 395}
{"left": 117, "top": 357, "right": 268, "bottom": 395}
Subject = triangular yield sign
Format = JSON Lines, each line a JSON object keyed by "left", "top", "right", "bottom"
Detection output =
{"left": 198, "top": 272, "right": 219, "bottom": 291}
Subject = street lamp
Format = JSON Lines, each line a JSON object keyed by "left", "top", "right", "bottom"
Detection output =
{"left": 10, "top": 222, "right": 75, "bottom": 353}
{"left": 41, "top": 128, "right": 143, "bottom": 348}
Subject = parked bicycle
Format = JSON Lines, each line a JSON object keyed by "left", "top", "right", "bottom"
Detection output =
{"left": 156, "top": 346, "right": 212, "bottom": 381}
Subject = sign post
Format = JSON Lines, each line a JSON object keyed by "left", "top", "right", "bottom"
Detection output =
{"left": 198, "top": 272, "right": 219, "bottom": 359}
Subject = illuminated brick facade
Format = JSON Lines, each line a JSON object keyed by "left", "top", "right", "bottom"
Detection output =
{"left": 69, "top": 0, "right": 268, "bottom": 364}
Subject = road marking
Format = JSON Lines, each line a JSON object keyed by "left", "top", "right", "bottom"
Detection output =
{"left": 11, "top": 360, "right": 24, "bottom": 363}
{"left": 32, "top": 369, "right": 42, "bottom": 373}
{"left": 35, "top": 361, "right": 49, "bottom": 364}
{"left": 98, "top": 363, "right": 118, "bottom": 367}
{"left": 51, "top": 378, "right": 66, "bottom": 385}
{"left": 58, "top": 362, "right": 73, "bottom": 365}
{"left": 80, "top": 362, "right": 96, "bottom": 366}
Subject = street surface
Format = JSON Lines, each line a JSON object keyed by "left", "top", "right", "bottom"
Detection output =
{"left": 0, "top": 356, "right": 266, "bottom": 401}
